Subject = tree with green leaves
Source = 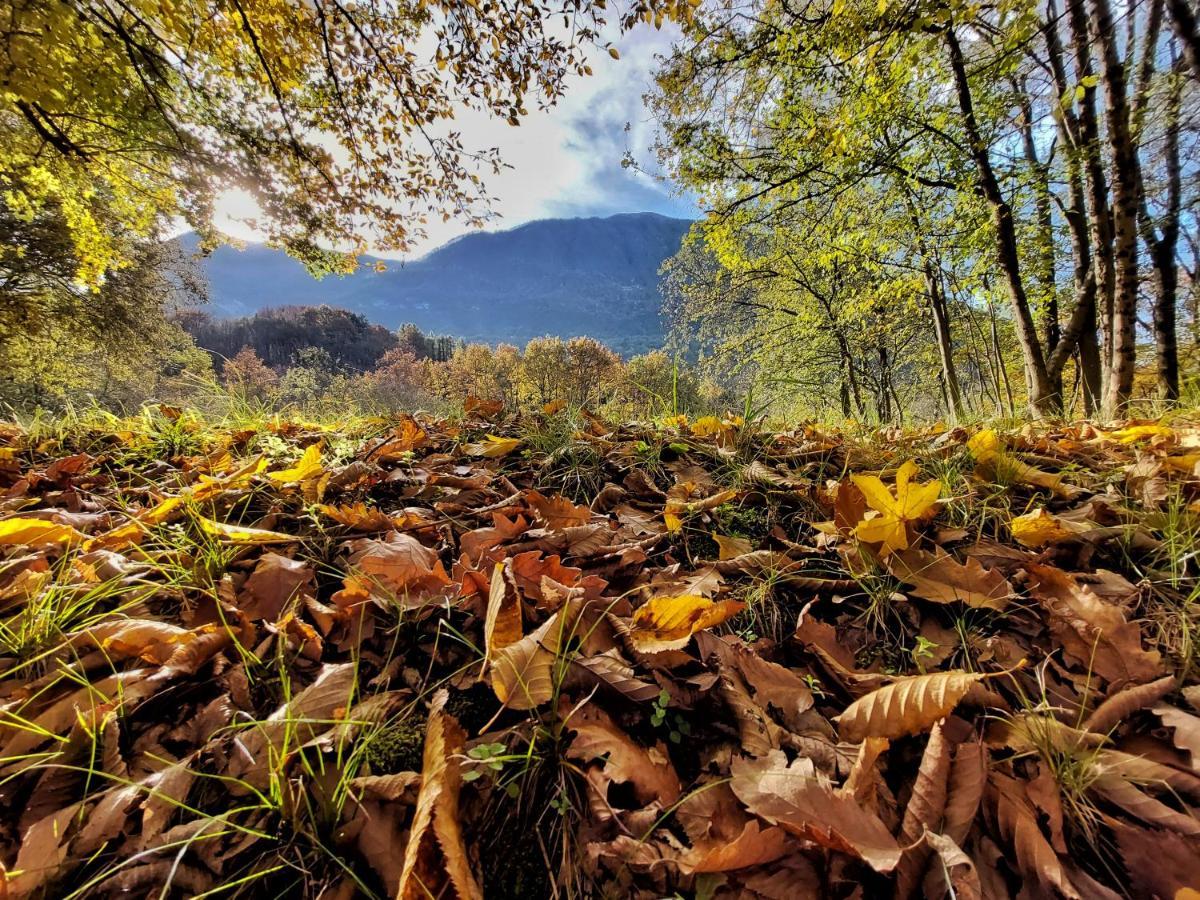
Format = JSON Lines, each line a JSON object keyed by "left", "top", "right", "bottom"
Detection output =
{"left": 652, "top": 0, "right": 1198, "bottom": 419}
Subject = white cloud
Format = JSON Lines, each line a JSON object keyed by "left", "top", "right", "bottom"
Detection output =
{"left": 213, "top": 23, "right": 695, "bottom": 258}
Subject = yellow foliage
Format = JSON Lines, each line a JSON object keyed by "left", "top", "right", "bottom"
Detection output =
{"left": 0, "top": 517, "right": 85, "bottom": 546}
{"left": 851, "top": 460, "right": 940, "bottom": 553}
{"left": 629, "top": 595, "right": 745, "bottom": 653}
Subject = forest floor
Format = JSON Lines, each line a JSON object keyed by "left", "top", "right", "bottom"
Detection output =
{"left": 0, "top": 403, "right": 1198, "bottom": 899}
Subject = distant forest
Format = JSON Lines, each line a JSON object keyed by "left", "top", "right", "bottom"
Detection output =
{"left": 176, "top": 306, "right": 458, "bottom": 373}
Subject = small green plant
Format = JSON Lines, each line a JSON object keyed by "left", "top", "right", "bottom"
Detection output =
{"left": 650, "top": 689, "right": 692, "bottom": 744}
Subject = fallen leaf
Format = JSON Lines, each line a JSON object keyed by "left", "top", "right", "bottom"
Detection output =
{"left": 886, "top": 547, "right": 1012, "bottom": 610}
{"left": 1025, "top": 563, "right": 1163, "bottom": 687}
{"left": 851, "top": 460, "right": 940, "bottom": 553}
{"left": 1010, "top": 508, "right": 1096, "bottom": 548}
{"left": 894, "top": 722, "right": 951, "bottom": 898}
{"left": 0, "top": 516, "right": 86, "bottom": 546}
{"left": 397, "top": 690, "right": 483, "bottom": 900}
{"left": 712, "top": 532, "right": 753, "bottom": 559}
{"left": 266, "top": 443, "right": 323, "bottom": 484}
{"left": 628, "top": 594, "right": 745, "bottom": 653}
{"left": 730, "top": 749, "right": 902, "bottom": 873}
{"left": 463, "top": 434, "right": 523, "bottom": 458}
{"left": 836, "top": 670, "right": 987, "bottom": 741}
{"left": 566, "top": 703, "right": 681, "bottom": 807}
{"left": 195, "top": 516, "right": 295, "bottom": 544}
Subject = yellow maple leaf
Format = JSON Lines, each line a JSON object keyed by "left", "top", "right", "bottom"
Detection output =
{"left": 850, "top": 460, "right": 940, "bottom": 553}
{"left": 267, "top": 444, "right": 323, "bottom": 484}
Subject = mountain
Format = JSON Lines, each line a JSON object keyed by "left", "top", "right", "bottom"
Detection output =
{"left": 180, "top": 212, "right": 693, "bottom": 354}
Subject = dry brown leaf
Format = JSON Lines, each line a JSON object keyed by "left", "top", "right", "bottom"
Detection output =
{"left": 717, "top": 668, "right": 787, "bottom": 757}
{"left": 241, "top": 552, "right": 314, "bottom": 621}
{"left": 921, "top": 831, "right": 982, "bottom": 900}
{"left": 397, "top": 690, "right": 483, "bottom": 900}
{"left": 317, "top": 502, "right": 399, "bottom": 532}
{"left": 1083, "top": 674, "right": 1177, "bottom": 734}
{"left": 730, "top": 749, "right": 903, "bottom": 873}
{"left": 989, "top": 772, "right": 1081, "bottom": 899}
{"left": 4, "top": 803, "right": 80, "bottom": 897}
{"left": 1155, "top": 704, "right": 1200, "bottom": 767}
{"left": 570, "top": 649, "right": 660, "bottom": 703}
{"left": 694, "top": 632, "right": 814, "bottom": 729}
{"left": 839, "top": 736, "right": 889, "bottom": 807}
{"left": 942, "top": 740, "right": 987, "bottom": 845}
{"left": 679, "top": 819, "right": 791, "bottom": 874}
{"left": 345, "top": 532, "right": 452, "bottom": 602}
{"left": 483, "top": 562, "right": 521, "bottom": 666}
{"left": 894, "top": 722, "right": 952, "bottom": 899}
{"left": 527, "top": 489, "right": 592, "bottom": 530}
{"left": 886, "top": 547, "right": 1013, "bottom": 611}
{"left": 490, "top": 600, "right": 582, "bottom": 710}
{"left": 1114, "top": 821, "right": 1200, "bottom": 899}
{"left": 1025, "top": 562, "right": 1163, "bottom": 687}
{"left": 1092, "top": 773, "right": 1200, "bottom": 834}
{"left": 566, "top": 704, "right": 681, "bottom": 807}
{"left": 835, "top": 671, "right": 987, "bottom": 742}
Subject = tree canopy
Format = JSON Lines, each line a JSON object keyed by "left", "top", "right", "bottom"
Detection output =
{"left": 653, "top": 0, "right": 1198, "bottom": 419}
{"left": 2, "top": 0, "right": 692, "bottom": 286}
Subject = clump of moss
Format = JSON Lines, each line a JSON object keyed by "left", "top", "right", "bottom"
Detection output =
{"left": 481, "top": 828, "right": 552, "bottom": 900}
{"left": 363, "top": 718, "right": 425, "bottom": 774}
{"left": 712, "top": 501, "right": 773, "bottom": 541}
{"left": 444, "top": 683, "right": 500, "bottom": 735}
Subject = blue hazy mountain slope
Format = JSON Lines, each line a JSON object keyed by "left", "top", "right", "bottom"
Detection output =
{"left": 180, "top": 212, "right": 692, "bottom": 354}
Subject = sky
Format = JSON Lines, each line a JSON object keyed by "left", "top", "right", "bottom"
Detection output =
{"left": 214, "top": 23, "right": 698, "bottom": 260}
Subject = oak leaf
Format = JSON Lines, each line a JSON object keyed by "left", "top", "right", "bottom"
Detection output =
{"left": 886, "top": 547, "right": 1012, "bottom": 610}
{"left": 730, "top": 749, "right": 903, "bottom": 873}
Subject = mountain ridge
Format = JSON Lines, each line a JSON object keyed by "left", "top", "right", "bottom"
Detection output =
{"left": 179, "top": 212, "right": 693, "bottom": 354}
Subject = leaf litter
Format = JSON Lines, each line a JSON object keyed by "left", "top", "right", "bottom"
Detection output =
{"left": 0, "top": 406, "right": 1198, "bottom": 897}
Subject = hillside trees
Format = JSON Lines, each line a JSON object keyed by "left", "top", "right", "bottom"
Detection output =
{"left": 0, "top": 199, "right": 212, "bottom": 406}
{"left": 652, "top": 0, "right": 1198, "bottom": 419}
{"left": 1, "top": 0, "right": 692, "bottom": 409}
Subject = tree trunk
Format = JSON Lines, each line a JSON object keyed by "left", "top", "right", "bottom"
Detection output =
{"left": 1089, "top": 0, "right": 1141, "bottom": 417}
{"left": 1064, "top": 0, "right": 1116, "bottom": 386}
{"left": 1041, "top": 2, "right": 1102, "bottom": 413}
{"left": 1136, "top": 45, "right": 1183, "bottom": 402}
{"left": 908, "top": 199, "right": 965, "bottom": 421}
{"left": 926, "top": 263, "right": 965, "bottom": 421}
{"left": 1165, "top": 0, "right": 1200, "bottom": 79}
{"left": 1017, "top": 83, "right": 1059, "bottom": 360}
{"left": 945, "top": 25, "right": 1056, "bottom": 417}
